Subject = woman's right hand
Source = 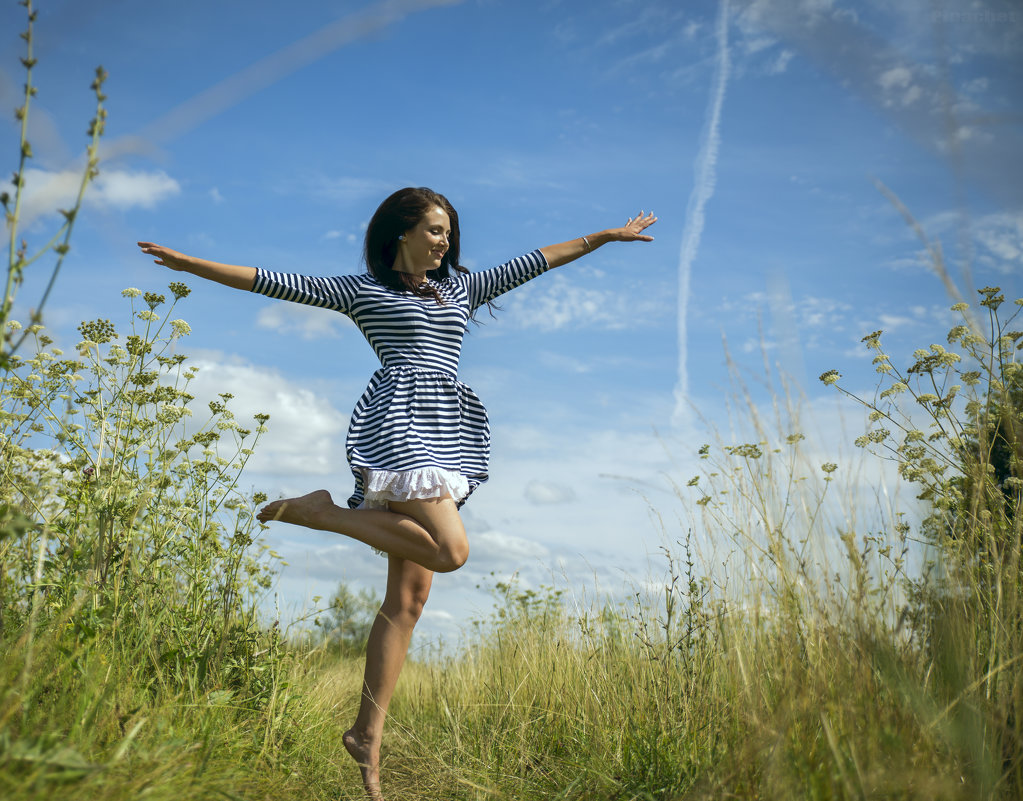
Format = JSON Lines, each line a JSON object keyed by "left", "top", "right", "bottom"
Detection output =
{"left": 137, "top": 242, "right": 257, "bottom": 291}
{"left": 137, "top": 242, "right": 194, "bottom": 272}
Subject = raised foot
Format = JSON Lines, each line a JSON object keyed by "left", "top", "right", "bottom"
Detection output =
{"left": 343, "top": 727, "right": 383, "bottom": 801}
{"left": 256, "top": 489, "right": 335, "bottom": 527}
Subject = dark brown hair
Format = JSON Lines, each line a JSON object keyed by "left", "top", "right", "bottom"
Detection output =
{"left": 364, "top": 187, "right": 468, "bottom": 303}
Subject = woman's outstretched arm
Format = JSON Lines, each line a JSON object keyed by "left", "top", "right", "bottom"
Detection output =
{"left": 137, "top": 242, "right": 256, "bottom": 291}
{"left": 539, "top": 211, "right": 657, "bottom": 269}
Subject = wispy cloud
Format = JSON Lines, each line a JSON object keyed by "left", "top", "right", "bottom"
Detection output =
{"left": 256, "top": 302, "right": 354, "bottom": 341}
{"left": 17, "top": 167, "right": 180, "bottom": 226}
{"left": 503, "top": 272, "right": 668, "bottom": 332}
{"left": 732, "top": 0, "right": 1023, "bottom": 205}
{"left": 674, "top": 0, "right": 730, "bottom": 428}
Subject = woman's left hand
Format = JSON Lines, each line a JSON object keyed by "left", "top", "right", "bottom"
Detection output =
{"left": 608, "top": 211, "right": 657, "bottom": 242}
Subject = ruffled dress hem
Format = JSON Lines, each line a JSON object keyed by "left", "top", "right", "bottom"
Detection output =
{"left": 357, "top": 466, "right": 470, "bottom": 510}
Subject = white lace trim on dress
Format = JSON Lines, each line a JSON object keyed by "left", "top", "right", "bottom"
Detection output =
{"left": 358, "top": 466, "right": 469, "bottom": 510}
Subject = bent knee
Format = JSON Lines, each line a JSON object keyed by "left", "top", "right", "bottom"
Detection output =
{"left": 436, "top": 541, "right": 469, "bottom": 573}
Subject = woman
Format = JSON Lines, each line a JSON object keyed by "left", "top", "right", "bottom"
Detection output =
{"left": 138, "top": 186, "right": 655, "bottom": 799}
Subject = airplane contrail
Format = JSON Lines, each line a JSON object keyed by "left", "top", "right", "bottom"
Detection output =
{"left": 105, "top": 0, "right": 464, "bottom": 158}
{"left": 674, "top": 0, "right": 730, "bottom": 428}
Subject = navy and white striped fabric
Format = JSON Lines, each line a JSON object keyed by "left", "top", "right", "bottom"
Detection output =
{"left": 251, "top": 249, "right": 551, "bottom": 508}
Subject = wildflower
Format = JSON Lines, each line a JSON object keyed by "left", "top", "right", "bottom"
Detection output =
{"left": 136, "top": 310, "right": 159, "bottom": 322}
{"left": 121, "top": 287, "right": 142, "bottom": 298}
{"left": 861, "top": 330, "right": 883, "bottom": 349}
{"left": 170, "top": 319, "right": 191, "bottom": 337}
{"left": 979, "top": 286, "right": 1004, "bottom": 310}
{"left": 819, "top": 369, "right": 841, "bottom": 385}
{"left": 726, "top": 443, "right": 763, "bottom": 459}
{"left": 950, "top": 302, "right": 968, "bottom": 312}
{"left": 77, "top": 318, "right": 115, "bottom": 344}
{"left": 143, "top": 291, "right": 166, "bottom": 310}
{"left": 125, "top": 335, "right": 152, "bottom": 357}
{"left": 880, "top": 381, "right": 908, "bottom": 399}
{"left": 6, "top": 319, "right": 22, "bottom": 331}
{"left": 169, "top": 281, "right": 191, "bottom": 300}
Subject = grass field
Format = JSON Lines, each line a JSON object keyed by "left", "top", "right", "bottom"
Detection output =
{"left": 2, "top": 279, "right": 1021, "bottom": 800}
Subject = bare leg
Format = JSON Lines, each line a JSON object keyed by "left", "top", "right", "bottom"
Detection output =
{"left": 257, "top": 490, "right": 468, "bottom": 572}
{"left": 343, "top": 549, "right": 434, "bottom": 800}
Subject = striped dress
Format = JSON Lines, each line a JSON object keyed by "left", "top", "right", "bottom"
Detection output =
{"left": 251, "top": 250, "right": 551, "bottom": 509}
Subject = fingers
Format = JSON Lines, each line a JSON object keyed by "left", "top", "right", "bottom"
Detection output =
{"left": 622, "top": 210, "right": 657, "bottom": 241}
{"left": 626, "top": 211, "right": 657, "bottom": 227}
{"left": 137, "top": 241, "right": 181, "bottom": 268}
{"left": 137, "top": 241, "right": 163, "bottom": 258}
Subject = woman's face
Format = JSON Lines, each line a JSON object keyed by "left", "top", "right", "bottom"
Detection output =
{"left": 394, "top": 205, "right": 451, "bottom": 276}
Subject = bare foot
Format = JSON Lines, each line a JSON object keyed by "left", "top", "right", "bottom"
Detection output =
{"left": 256, "top": 489, "right": 335, "bottom": 527}
{"left": 343, "top": 727, "right": 383, "bottom": 800}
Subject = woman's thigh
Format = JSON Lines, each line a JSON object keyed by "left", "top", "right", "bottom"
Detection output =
{"left": 386, "top": 495, "right": 465, "bottom": 542}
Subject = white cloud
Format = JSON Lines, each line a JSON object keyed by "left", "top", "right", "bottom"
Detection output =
{"left": 256, "top": 302, "right": 353, "bottom": 340}
{"left": 538, "top": 350, "right": 592, "bottom": 374}
{"left": 767, "top": 48, "right": 794, "bottom": 74}
{"left": 94, "top": 169, "right": 180, "bottom": 209}
{"left": 523, "top": 480, "right": 577, "bottom": 505}
{"left": 470, "top": 529, "right": 551, "bottom": 562}
{"left": 877, "top": 65, "right": 922, "bottom": 107}
{"left": 503, "top": 272, "right": 667, "bottom": 332}
{"left": 924, "top": 209, "right": 1023, "bottom": 275}
{"left": 18, "top": 167, "right": 180, "bottom": 226}
{"left": 322, "top": 230, "right": 358, "bottom": 244}
{"left": 185, "top": 354, "right": 349, "bottom": 477}
{"left": 209, "top": 187, "right": 225, "bottom": 204}
{"left": 719, "top": 291, "right": 853, "bottom": 332}
{"left": 974, "top": 211, "right": 1023, "bottom": 271}
{"left": 877, "top": 313, "right": 915, "bottom": 332}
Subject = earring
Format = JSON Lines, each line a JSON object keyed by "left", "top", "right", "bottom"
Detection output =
{"left": 398, "top": 235, "right": 405, "bottom": 241}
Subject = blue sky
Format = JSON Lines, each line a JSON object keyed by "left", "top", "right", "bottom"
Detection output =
{"left": 3, "top": 0, "right": 1021, "bottom": 646}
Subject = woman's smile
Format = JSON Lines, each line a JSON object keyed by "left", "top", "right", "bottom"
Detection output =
{"left": 394, "top": 205, "right": 451, "bottom": 275}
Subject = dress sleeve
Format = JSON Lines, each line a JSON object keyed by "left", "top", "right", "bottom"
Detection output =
{"left": 461, "top": 249, "right": 551, "bottom": 311}
{"left": 250, "top": 269, "right": 363, "bottom": 315}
